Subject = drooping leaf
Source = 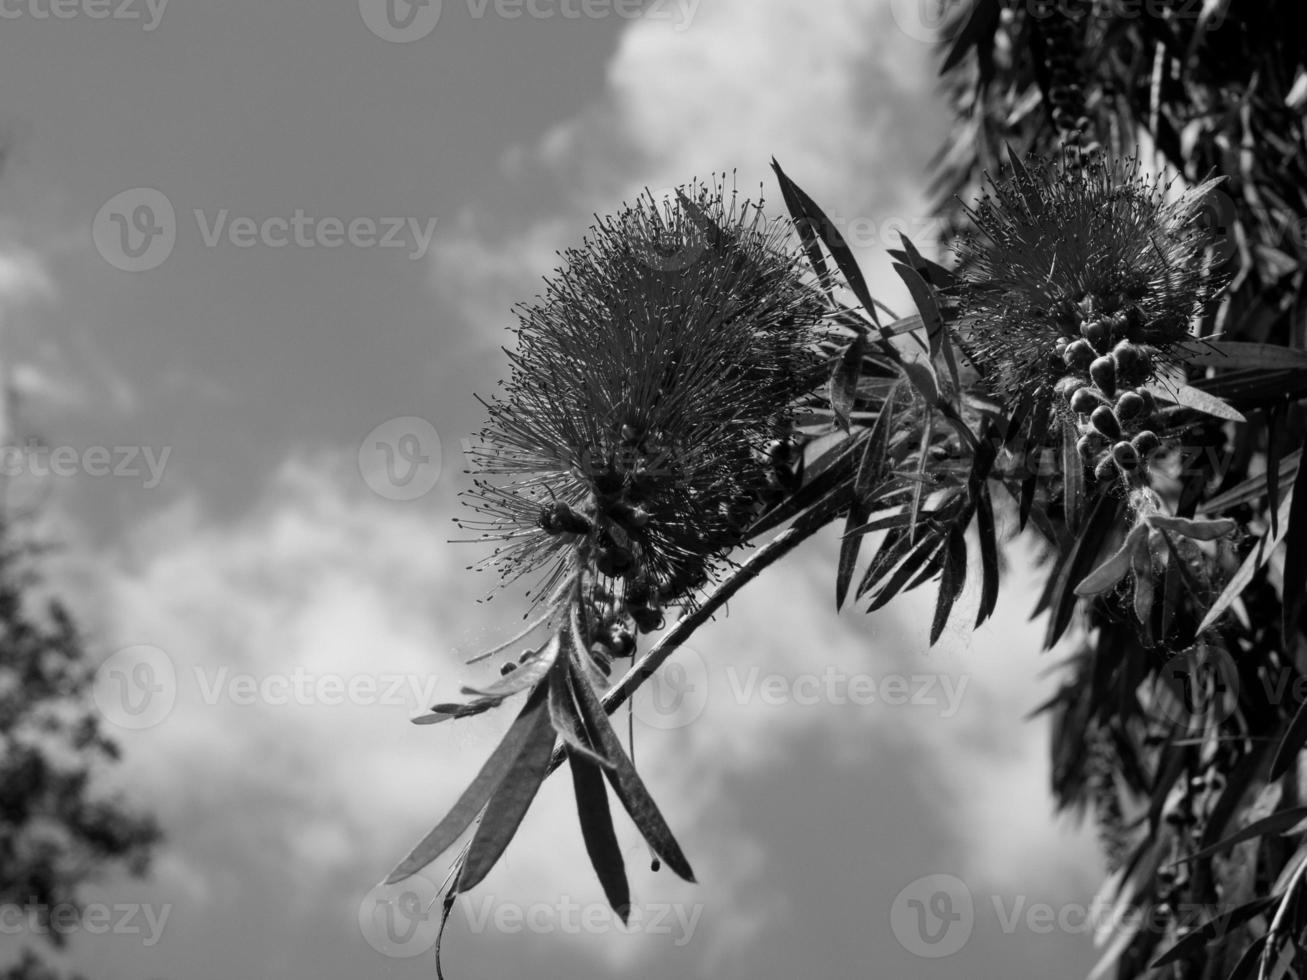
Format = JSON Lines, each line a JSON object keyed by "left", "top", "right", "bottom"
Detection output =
{"left": 547, "top": 656, "right": 613, "bottom": 770}
{"left": 1076, "top": 524, "right": 1147, "bottom": 597}
{"left": 973, "top": 480, "right": 1000, "bottom": 627}
{"left": 458, "top": 687, "right": 559, "bottom": 890}
{"left": 830, "top": 334, "right": 868, "bottom": 433}
{"left": 894, "top": 257, "right": 959, "bottom": 392}
{"left": 568, "top": 658, "right": 695, "bottom": 882}
{"left": 930, "top": 526, "right": 968, "bottom": 645}
{"left": 1281, "top": 434, "right": 1307, "bottom": 642}
{"left": 837, "top": 401, "right": 895, "bottom": 610}
{"left": 1198, "top": 492, "right": 1295, "bottom": 634}
{"left": 1047, "top": 496, "right": 1123, "bottom": 648}
{"left": 568, "top": 748, "right": 630, "bottom": 920}
{"left": 938, "top": 0, "right": 1001, "bottom": 74}
{"left": 387, "top": 681, "right": 552, "bottom": 884}
{"left": 1174, "top": 340, "right": 1307, "bottom": 370}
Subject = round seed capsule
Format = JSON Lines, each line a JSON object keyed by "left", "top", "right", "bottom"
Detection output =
{"left": 1112, "top": 441, "right": 1139, "bottom": 470}
{"left": 1063, "top": 339, "right": 1096, "bottom": 370}
{"left": 1132, "top": 431, "right": 1161, "bottom": 457}
{"left": 1090, "top": 405, "right": 1123, "bottom": 441}
{"left": 1094, "top": 455, "right": 1118, "bottom": 483}
{"left": 1115, "top": 391, "right": 1146, "bottom": 421}
{"left": 1069, "top": 387, "right": 1100, "bottom": 414}
{"left": 1090, "top": 356, "right": 1117, "bottom": 398}
{"left": 1081, "top": 319, "right": 1111, "bottom": 352}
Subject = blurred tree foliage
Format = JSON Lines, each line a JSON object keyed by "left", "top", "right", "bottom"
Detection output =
{"left": 933, "top": 1, "right": 1307, "bottom": 976}
{"left": 0, "top": 527, "right": 160, "bottom": 978}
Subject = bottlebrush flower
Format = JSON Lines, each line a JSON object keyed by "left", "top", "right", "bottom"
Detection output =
{"left": 460, "top": 179, "right": 828, "bottom": 615}
{"left": 951, "top": 153, "right": 1227, "bottom": 404}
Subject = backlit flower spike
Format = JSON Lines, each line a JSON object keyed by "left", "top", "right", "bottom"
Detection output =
{"left": 951, "top": 153, "right": 1227, "bottom": 493}
{"left": 460, "top": 176, "right": 829, "bottom": 621}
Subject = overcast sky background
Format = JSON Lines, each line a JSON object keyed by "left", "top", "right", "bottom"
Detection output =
{"left": 0, "top": 2, "right": 1113, "bottom": 978}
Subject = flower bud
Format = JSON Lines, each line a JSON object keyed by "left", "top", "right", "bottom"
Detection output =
{"left": 1090, "top": 356, "right": 1117, "bottom": 397}
{"left": 1094, "top": 455, "right": 1118, "bottom": 483}
{"left": 1090, "top": 405, "right": 1123, "bottom": 440}
{"left": 1113, "top": 340, "right": 1152, "bottom": 383}
{"left": 1081, "top": 319, "right": 1111, "bottom": 352}
{"left": 1054, "top": 376, "right": 1082, "bottom": 401}
{"left": 1076, "top": 433, "right": 1103, "bottom": 457}
{"left": 1070, "top": 387, "right": 1100, "bottom": 415}
{"left": 1063, "top": 339, "right": 1096, "bottom": 370}
{"left": 1115, "top": 390, "right": 1146, "bottom": 421}
{"left": 1112, "top": 441, "right": 1139, "bottom": 470}
{"left": 1131, "top": 430, "right": 1161, "bottom": 457}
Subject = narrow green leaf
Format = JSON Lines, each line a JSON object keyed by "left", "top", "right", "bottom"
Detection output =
{"left": 1171, "top": 808, "right": 1307, "bottom": 868}
{"left": 548, "top": 657, "right": 613, "bottom": 770}
{"left": 1174, "top": 340, "right": 1307, "bottom": 370}
{"left": 770, "top": 159, "right": 882, "bottom": 328}
{"left": 1146, "top": 382, "right": 1247, "bottom": 422}
{"left": 830, "top": 334, "right": 868, "bottom": 433}
{"left": 458, "top": 691, "right": 559, "bottom": 890}
{"left": 1281, "top": 434, "right": 1307, "bottom": 643}
{"left": 568, "top": 749, "right": 630, "bottom": 921}
{"left": 974, "top": 482, "right": 999, "bottom": 627}
{"left": 569, "top": 659, "right": 695, "bottom": 883}
{"left": 461, "top": 635, "right": 560, "bottom": 698}
{"left": 1149, "top": 896, "right": 1276, "bottom": 968}
{"left": 1272, "top": 699, "right": 1307, "bottom": 783}
{"left": 1198, "top": 492, "right": 1295, "bottom": 635}
{"left": 1075, "top": 525, "right": 1147, "bottom": 597}
{"left": 387, "top": 682, "right": 551, "bottom": 884}
{"left": 930, "top": 527, "right": 968, "bottom": 645}
{"left": 893, "top": 258, "right": 959, "bottom": 393}
{"left": 1145, "top": 515, "right": 1238, "bottom": 541}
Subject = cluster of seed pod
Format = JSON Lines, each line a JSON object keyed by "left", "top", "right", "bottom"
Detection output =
{"left": 1155, "top": 765, "right": 1226, "bottom": 928}
{"left": 1054, "top": 302, "right": 1165, "bottom": 487}
{"left": 1034, "top": 0, "right": 1102, "bottom": 168}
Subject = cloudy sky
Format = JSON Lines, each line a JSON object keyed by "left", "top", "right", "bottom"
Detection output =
{"left": 0, "top": 2, "right": 1111, "bottom": 978}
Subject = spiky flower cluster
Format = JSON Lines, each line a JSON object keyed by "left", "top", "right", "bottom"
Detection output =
{"left": 954, "top": 154, "right": 1226, "bottom": 488}
{"left": 461, "top": 180, "right": 827, "bottom": 630}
